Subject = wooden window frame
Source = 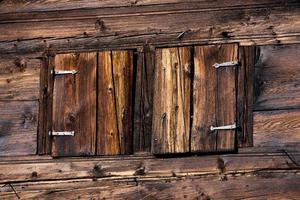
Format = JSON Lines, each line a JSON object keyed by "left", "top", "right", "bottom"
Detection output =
{"left": 38, "top": 44, "right": 255, "bottom": 156}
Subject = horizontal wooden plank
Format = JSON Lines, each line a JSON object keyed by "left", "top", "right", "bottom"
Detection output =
{"left": 0, "top": 150, "right": 299, "bottom": 183}
{"left": 0, "top": 101, "right": 38, "bottom": 156}
{"left": 0, "top": 6, "right": 289, "bottom": 41}
{"left": 254, "top": 109, "right": 300, "bottom": 147}
{"left": 0, "top": 0, "right": 296, "bottom": 14}
{"left": 0, "top": 58, "right": 40, "bottom": 100}
{"left": 0, "top": 4, "right": 299, "bottom": 56}
{"left": 0, "top": 174, "right": 299, "bottom": 199}
{"left": 254, "top": 44, "right": 300, "bottom": 110}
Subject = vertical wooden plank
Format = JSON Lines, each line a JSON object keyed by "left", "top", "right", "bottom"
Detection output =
{"left": 133, "top": 46, "right": 155, "bottom": 153}
{"left": 191, "top": 44, "right": 238, "bottom": 152}
{"left": 38, "top": 55, "right": 54, "bottom": 155}
{"left": 97, "top": 51, "right": 119, "bottom": 155}
{"left": 51, "top": 52, "right": 96, "bottom": 156}
{"left": 152, "top": 47, "right": 192, "bottom": 154}
{"left": 191, "top": 45, "right": 217, "bottom": 152}
{"left": 237, "top": 46, "right": 255, "bottom": 147}
{"left": 112, "top": 50, "right": 134, "bottom": 154}
{"left": 97, "top": 50, "right": 134, "bottom": 155}
{"left": 216, "top": 44, "right": 238, "bottom": 151}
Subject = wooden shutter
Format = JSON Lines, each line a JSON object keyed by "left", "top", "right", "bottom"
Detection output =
{"left": 191, "top": 44, "right": 238, "bottom": 152}
{"left": 152, "top": 47, "right": 192, "bottom": 154}
{"left": 51, "top": 53, "right": 97, "bottom": 157}
{"left": 97, "top": 50, "right": 134, "bottom": 155}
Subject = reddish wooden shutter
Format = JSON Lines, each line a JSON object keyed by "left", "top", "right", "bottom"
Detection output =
{"left": 152, "top": 47, "right": 192, "bottom": 154}
{"left": 191, "top": 44, "right": 238, "bottom": 152}
{"left": 51, "top": 53, "right": 97, "bottom": 156}
{"left": 97, "top": 50, "right": 134, "bottom": 155}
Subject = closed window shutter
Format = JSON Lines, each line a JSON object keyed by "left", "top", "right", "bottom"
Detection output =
{"left": 51, "top": 52, "right": 97, "bottom": 157}
{"left": 152, "top": 44, "right": 238, "bottom": 154}
{"left": 191, "top": 44, "right": 238, "bottom": 152}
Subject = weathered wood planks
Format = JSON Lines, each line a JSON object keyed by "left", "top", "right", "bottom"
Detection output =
{"left": 191, "top": 44, "right": 238, "bottom": 152}
{"left": 0, "top": 58, "right": 40, "bottom": 100}
{"left": 0, "top": 2, "right": 299, "bottom": 56}
{"left": 0, "top": 101, "right": 38, "bottom": 156}
{"left": 237, "top": 46, "right": 255, "bottom": 147}
{"left": 97, "top": 50, "right": 134, "bottom": 155}
{"left": 51, "top": 53, "right": 97, "bottom": 156}
{"left": 152, "top": 47, "right": 192, "bottom": 154}
{"left": 134, "top": 47, "right": 155, "bottom": 152}
{"left": 254, "top": 44, "right": 300, "bottom": 110}
{"left": 0, "top": 150, "right": 299, "bottom": 184}
{"left": 1, "top": 175, "right": 300, "bottom": 200}
{"left": 254, "top": 109, "right": 300, "bottom": 147}
{"left": 1, "top": 0, "right": 296, "bottom": 14}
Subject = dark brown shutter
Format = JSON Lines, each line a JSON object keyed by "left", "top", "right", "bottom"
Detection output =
{"left": 51, "top": 53, "right": 97, "bottom": 156}
{"left": 152, "top": 47, "right": 192, "bottom": 154}
{"left": 191, "top": 44, "right": 238, "bottom": 152}
{"left": 97, "top": 50, "right": 134, "bottom": 155}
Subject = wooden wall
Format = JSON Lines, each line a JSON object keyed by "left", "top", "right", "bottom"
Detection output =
{"left": 0, "top": 0, "right": 300, "bottom": 156}
{"left": 253, "top": 44, "right": 300, "bottom": 148}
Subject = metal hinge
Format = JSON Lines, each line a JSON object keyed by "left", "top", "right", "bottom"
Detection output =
{"left": 49, "top": 131, "right": 75, "bottom": 136}
{"left": 51, "top": 70, "right": 78, "bottom": 75}
{"left": 210, "top": 124, "right": 237, "bottom": 131}
{"left": 213, "top": 61, "right": 239, "bottom": 68}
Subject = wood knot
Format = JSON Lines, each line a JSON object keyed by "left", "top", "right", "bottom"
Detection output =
{"left": 14, "top": 58, "right": 27, "bottom": 72}
{"left": 31, "top": 171, "right": 38, "bottom": 179}
{"left": 95, "top": 19, "right": 106, "bottom": 32}
{"left": 107, "top": 86, "right": 113, "bottom": 93}
{"left": 93, "top": 164, "right": 105, "bottom": 177}
{"left": 217, "top": 157, "right": 226, "bottom": 173}
{"left": 68, "top": 113, "right": 76, "bottom": 122}
{"left": 134, "top": 166, "right": 145, "bottom": 176}
{"left": 130, "top": 0, "right": 138, "bottom": 5}
{"left": 221, "top": 31, "right": 233, "bottom": 39}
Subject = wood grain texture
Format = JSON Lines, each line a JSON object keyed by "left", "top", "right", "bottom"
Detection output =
{"left": 2, "top": 175, "right": 300, "bottom": 200}
{"left": 152, "top": 47, "right": 192, "bottom": 154}
{"left": 216, "top": 44, "right": 238, "bottom": 151}
{"left": 0, "top": 101, "right": 38, "bottom": 156}
{"left": 237, "top": 46, "right": 255, "bottom": 147}
{"left": 254, "top": 44, "right": 300, "bottom": 110}
{"left": 133, "top": 46, "right": 155, "bottom": 152}
{"left": 37, "top": 56, "right": 53, "bottom": 155}
{"left": 0, "top": 58, "right": 40, "bottom": 100}
{"left": 51, "top": 53, "right": 96, "bottom": 156}
{"left": 191, "top": 44, "right": 238, "bottom": 152}
{"left": 0, "top": 150, "right": 299, "bottom": 184}
{"left": 254, "top": 109, "right": 300, "bottom": 148}
{"left": 98, "top": 50, "right": 134, "bottom": 155}
{"left": 0, "top": 3, "right": 299, "bottom": 56}
{"left": 0, "top": 0, "right": 296, "bottom": 14}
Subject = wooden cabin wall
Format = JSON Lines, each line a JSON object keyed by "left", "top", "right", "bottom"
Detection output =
{"left": 254, "top": 44, "right": 300, "bottom": 148}
{"left": 0, "top": 0, "right": 300, "bottom": 156}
